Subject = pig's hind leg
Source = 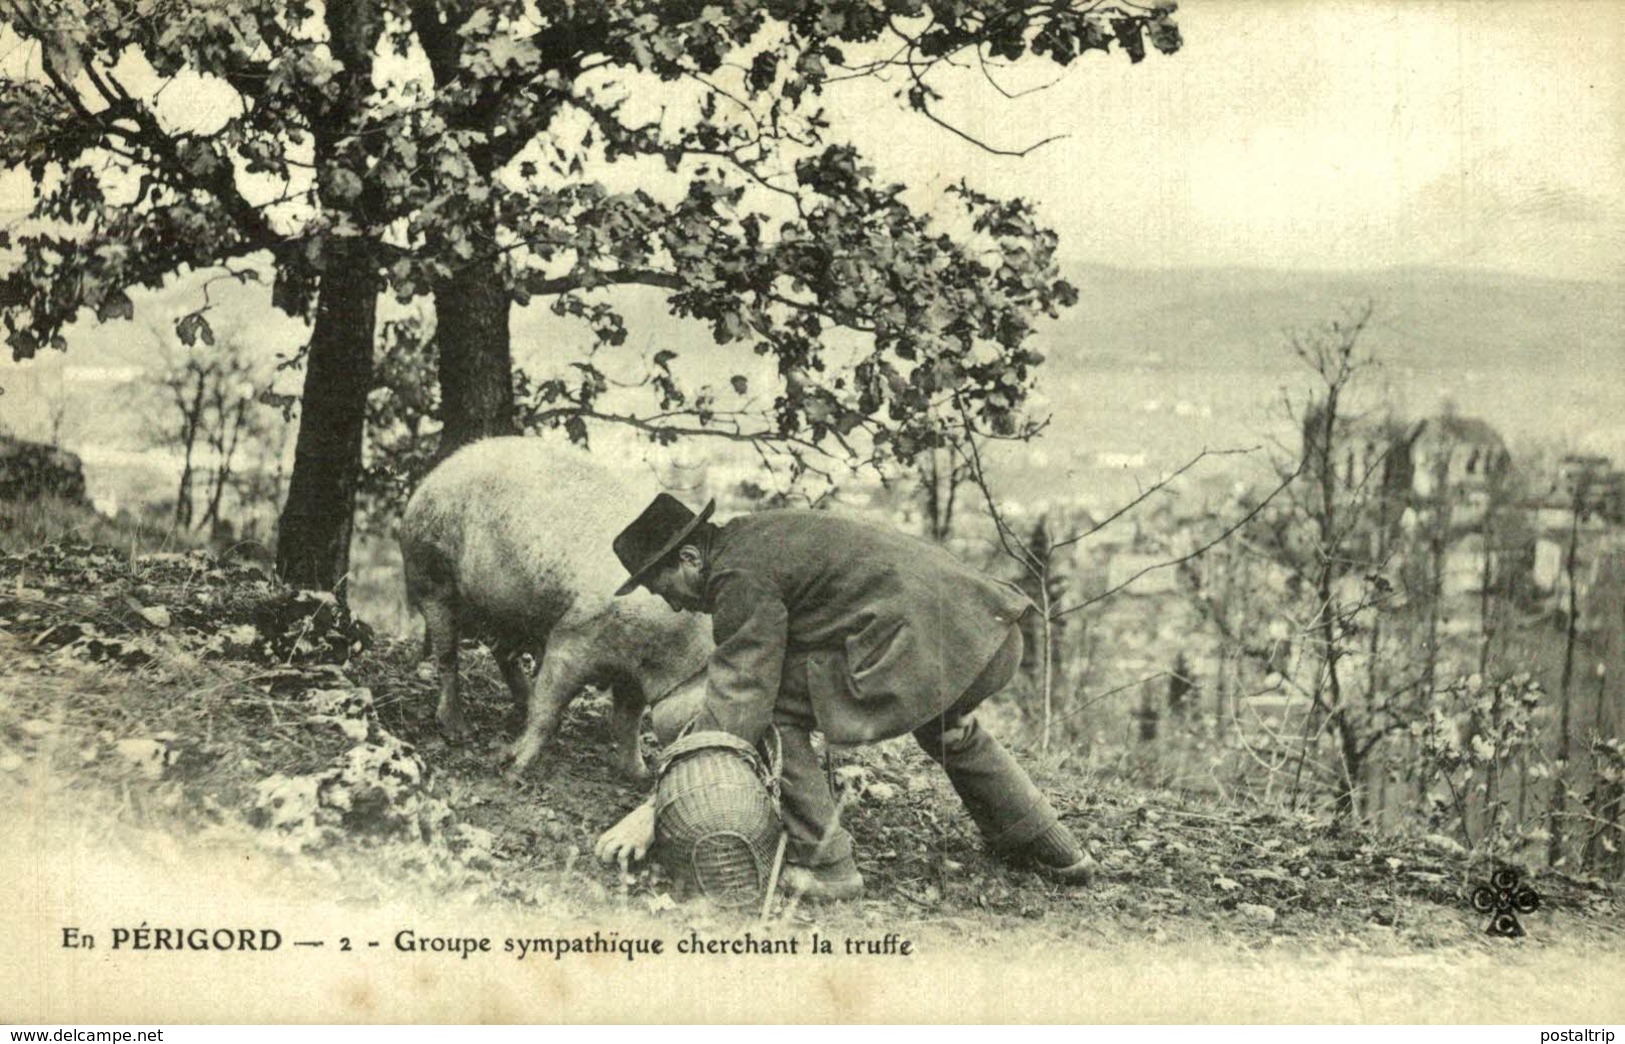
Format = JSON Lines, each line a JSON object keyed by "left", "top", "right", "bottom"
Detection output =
{"left": 420, "top": 597, "right": 469, "bottom": 741}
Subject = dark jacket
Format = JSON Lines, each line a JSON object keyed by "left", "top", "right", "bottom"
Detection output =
{"left": 692, "top": 510, "right": 1032, "bottom": 744}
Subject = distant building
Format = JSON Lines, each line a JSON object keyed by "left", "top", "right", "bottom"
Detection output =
{"left": 1300, "top": 407, "right": 1420, "bottom": 511}
{"left": 1525, "top": 458, "right": 1624, "bottom": 620}
{"left": 1409, "top": 413, "right": 1512, "bottom": 528}
{"left": 1298, "top": 407, "right": 1512, "bottom": 525}
{"left": 1526, "top": 455, "right": 1624, "bottom": 539}
{"left": 1440, "top": 532, "right": 1492, "bottom": 598}
{"left": 1554, "top": 455, "right": 1624, "bottom": 523}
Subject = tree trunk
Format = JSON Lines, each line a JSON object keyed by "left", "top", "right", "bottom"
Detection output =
{"left": 1479, "top": 516, "right": 1502, "bottom": 835}
{"left": 1334, "top": 714, "right": 1364, "bottom": 819}
{"left": 1415, "top": 496, "right": 1448, "bottom": 819}
{"left": 203, "top": 399, "right": 248, "bottom": 539}
{"left": 1582, "top": 665, "right": 1614, "bottom": 872}
{"left": 1039, "top": 580, "right": 1054, "bottom": 753}
{"left": 411, "top": 12, "right": 517, "bottom": 459}
{"left": 435, "top": 258, "right": 515, "bottom": 456}
{"left": 174, "top": 368, "right": 207, "bottom": 529}
{"left": 918, "top": 444, "right": 961, "bottom": 542}
{"left": 271, "top": 0, "right": 381, "bottom": 591}
{"left": 1365, "top": 510, "right": 1392, "bottom": 823}
{"left": 1313, "top": 383, "right": 1355, "bottom": 816}
{"left": 1547, "top": 492, "right": 1583, "bottom": 865}
{"left": 274, "top": 245, "right": 378, "bottom": 590}
{"left": 175, "top": 449, "right": 195, "bottom": 529}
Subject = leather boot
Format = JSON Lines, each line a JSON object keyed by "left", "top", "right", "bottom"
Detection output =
{"left": 780, "top": 858, "right": 865, "bottom": 901}
{"left": 1008, "top": 822, "right": 1097, "bottom": 884}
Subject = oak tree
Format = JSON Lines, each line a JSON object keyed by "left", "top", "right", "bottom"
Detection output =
{"left": 1, "top": 0, "right": 1182, "bottom": 589}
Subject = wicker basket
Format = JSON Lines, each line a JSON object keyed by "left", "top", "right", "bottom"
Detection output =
{"left": 653, "top": 730, "right": 783, "bottom": 906}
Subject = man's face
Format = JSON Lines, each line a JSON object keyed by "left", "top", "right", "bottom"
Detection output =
{"left": 642, "top": 548, "right": 705, "bottom": 612}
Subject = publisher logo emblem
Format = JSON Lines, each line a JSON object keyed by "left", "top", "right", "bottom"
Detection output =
{"left": 1470, "top": 867, "right": 1541, "bottom": 938}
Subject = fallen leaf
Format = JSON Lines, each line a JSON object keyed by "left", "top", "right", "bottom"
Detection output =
{"left": 1238, "top": 867, "right": 1291, "bottom": 883}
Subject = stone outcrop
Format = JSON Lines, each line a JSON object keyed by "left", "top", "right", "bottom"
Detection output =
{"left": 0, "top": 435, "right": 88, "bottom": 503}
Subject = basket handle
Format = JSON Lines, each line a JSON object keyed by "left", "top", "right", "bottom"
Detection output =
{"left": 657, "top": 726, "right": 784, "bottom": 810}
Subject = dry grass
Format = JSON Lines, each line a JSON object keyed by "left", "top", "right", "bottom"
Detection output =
{"left": 0, "top": 496, "right": 194, "bottom": 557}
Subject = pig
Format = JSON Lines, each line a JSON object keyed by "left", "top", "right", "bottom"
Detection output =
{"left": 399, "top": 436, "right": 712, "bottom": 779}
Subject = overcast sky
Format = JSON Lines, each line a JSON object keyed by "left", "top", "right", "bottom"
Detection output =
{"left": 0, "top": 0, "right": 1619, "bottom": 283}
{"left": 828, "top": 0, "right": 1623, "bottom": 281}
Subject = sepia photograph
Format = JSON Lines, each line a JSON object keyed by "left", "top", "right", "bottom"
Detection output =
{"left": 1, "top": 0, "right": 1622, "bottom": 1025}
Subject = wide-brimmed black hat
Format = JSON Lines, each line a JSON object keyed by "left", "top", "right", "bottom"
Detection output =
{"left": 613, "top": 493, "right": 716, "bottom": 596}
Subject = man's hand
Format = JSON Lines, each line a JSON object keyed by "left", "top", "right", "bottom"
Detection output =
{"left": 595, "top": 801, "right": 657, "bottom": 871}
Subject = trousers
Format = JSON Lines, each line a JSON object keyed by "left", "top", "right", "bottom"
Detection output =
{"left": 771, "top": 623, "right": 1059, "bottom": 867}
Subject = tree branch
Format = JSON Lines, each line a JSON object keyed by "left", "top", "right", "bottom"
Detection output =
{"left": 1060, "top": 457, "right": 1306, "bottom": 619}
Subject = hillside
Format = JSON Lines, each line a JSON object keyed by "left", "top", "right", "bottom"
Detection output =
{"left": 4, "top": 263, "right": 1620, "bottom": 522}
{"left": 3, "top": 517, "right": 1624, "bottom": 1021}
{"left": 1048, "top": 265, "right": 1623, "bottom": 375}
{"left": 978, "top": 266, "right": 1625, "bottom": 508}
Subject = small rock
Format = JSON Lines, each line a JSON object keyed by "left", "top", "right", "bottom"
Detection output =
{"left": 19, "top": 719, "right": 57, "bottom": 738}
{"left": 0, "top": 752, "right": 24, "bottom": 772}
{"left": 223, "top": 624, "right": 259, "bottom": 646}
{"left": 866, "top": 781, "right": 898, "bottom": 801}
{"left": 1214, "top": 876, "right": 1240, "bottom": 892}
{"left": 1237, "top": 902, "right": 1277, "bottom": 926}
{"left": 1424, "top": 833, "right": 1466, "bottom": 855}
{"left": 114, "top": 738, "right": 168, "bottom": 780}
{"left": 137, "top": 606, "right": 172, "bottom": 628}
